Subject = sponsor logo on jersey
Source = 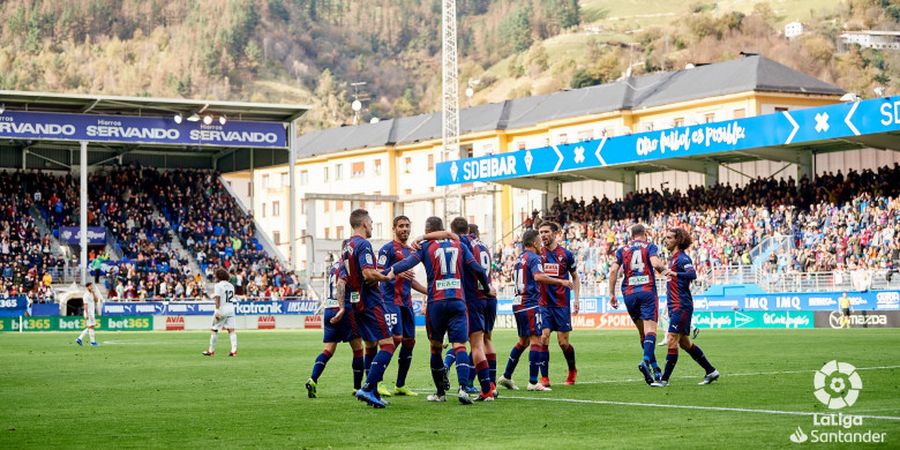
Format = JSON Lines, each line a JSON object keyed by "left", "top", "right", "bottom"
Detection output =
{"left": 436, "top": 279, "right": 462, "bottom": 290}
{"left": 543, "top": 263, "right": 560, "bottom": 277}
{"left": 628, "top": 275, "right": 650, "bottom": 286}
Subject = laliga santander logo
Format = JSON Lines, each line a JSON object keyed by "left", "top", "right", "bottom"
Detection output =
{"left": 813, "top": 360, "right": 862, "bottom": 410}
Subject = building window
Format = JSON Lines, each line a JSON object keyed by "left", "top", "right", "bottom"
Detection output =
{"left": 517, "top": 141, "right": 526, "bottom": 150}
{"left": 360, "top": 201, "right": 366, "bottom": 209}
{"left": 733, "top": 108, "right": 746, "bottom": 118}
{"left": 300, "top": 170, "right": 308, "bottom": 185}
{"left": 375, "top": 223, "right": 383, "bottom": 237}
{"left": 272, "top": 201, "right": 280, "bottom": 218}
{"left": 247, "top": 183, "right": 252, "bottom": 197}
{"left": 335, "top": 164, "right": 343, "bottom": 180}
{"left": 374, "top": 159, "right": 382, "bottom": 176}
{"left": 336, "top": 226, "right": 344, "bottom": 238}
{"left": 578, "top": 130, "right": 593, "bottom": 142}
{"left": 261, "top": 202, "right": 267, "bottom": 218}
{"left": 262, "top": 174, "right": 270, "bottom": 189}
{"left": 325, "top": 228, "right": 330, "bottom": 239}
{"left": 704, "top": 113, "right": 715, "bottom": 123}
{"left": 280, "top": 172, "right": 288, "bottom": 187}
{"left": 404, "top": 188, "right": 412, "bottom": 195}
{"left": 336, "top": 201, "right": 344, "bottom": 211}
{"left": 324, "top": 167, "right": 329, "bottom": 182}
{"left": 404, "top": 157, "right": 412, "bottom": 174}
{"left": 558, "top": 133, "right": 569, "bottom": 145}
{"left": 352, "top": 161, "right": 365, "bottom": 178}
{"left": 324, "top": 200, "right": 330, "bottom": 212}
{"left": 273, "top": 231, "right": 281, "bottom": 245}
{"left": 428, "top": 154, "right": 435, "bottom": 171}
{"left": 775, "top": 107, "right": 789, "bottom": 113}
{"left": 674, "top": 118, "right": 684, "bottom": 127}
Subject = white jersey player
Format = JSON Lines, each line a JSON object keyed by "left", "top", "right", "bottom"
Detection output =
{"left": 203, "top": 268, "right": 238, "bottom": 357}
{"left": 75, "top": 282, "right": 100, "bottom": 347}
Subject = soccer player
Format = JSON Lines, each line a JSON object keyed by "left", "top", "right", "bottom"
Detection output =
{"left": 377, "top": 216, "right": 428, "bottom": 397}
{"left": 537, "top": 221, "right": 580, "bottom": 386}
{"left": 608, "top": 224, "right": 670, "bottom": 385}
{"left": 203, "top": 268, "right": 238, "bottom": 357}
{"left": 75, "top": 282, "right": 100, "bottom": 347}
{"left": 305, "top": 246, "right": 365, "bottom": 398}
{"left": 838, "top": 292, "right": 851, "bottom": 329}
{"left": 498, "top": 229, "right": 573, "bottom": 392}
{"left": 449, "top": 217, "right": 496, "bottom": 397}
{"left": 387, "top": 216, "right": 493, "bottom": 404}
{"left": 652, "top": 227, "right": 719, "bottom": 386}
{"left": 345, "top": 209, "right": 397, "bottom": 409}
{"left": 469, "top": 224, "right": 499, "bottom": 394}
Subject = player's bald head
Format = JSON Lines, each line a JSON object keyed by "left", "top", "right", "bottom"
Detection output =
{"left": 425, "top": 216, "right": 444, "bottom": 233}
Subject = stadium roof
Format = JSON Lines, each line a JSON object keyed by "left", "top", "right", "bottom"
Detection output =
{"left": 0, "top": 90, "right": 311, "bottom": 122}
{"left": 297, "top": 55, "right": 845, "bottom": 158}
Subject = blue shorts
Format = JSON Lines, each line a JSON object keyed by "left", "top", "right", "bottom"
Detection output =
{"left": 514, "top": 307, "right": 547, "bottom": 338}
{"left": 386, "top": 304, "right": 415, "bottom": 339}
{"left": 323, "top": 307, "right": 357, "bottom": 343}
{"left": 426, "top": 300, "right": 468, "bottom": 344}
{"left": 483, "top": 297, "right": 497, "bottom": 333}
{"left": 354, "top": 303, "right": 392, "bottom": 343}
{"left": 467, "top": 299, "right": 485, "bottom": 334}
{"left": 544, "top": 305, "right": 573, "bottom": 332}
{"left": 624, "top": 292, "right": 659, "bottom": 322}
{"left": 668, "top": 307, "right": 693, "bottom": 334}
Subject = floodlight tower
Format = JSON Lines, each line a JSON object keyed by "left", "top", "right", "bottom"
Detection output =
{"left": 442, "top": 0, "right": 462, "bottom": 217}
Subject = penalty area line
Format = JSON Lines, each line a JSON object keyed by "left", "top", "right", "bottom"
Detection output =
{"left": 501, "top": 396, "right": 900, "bottom": 422}
{"left": 575, "top": 365, "right": 900, "bottom": 385}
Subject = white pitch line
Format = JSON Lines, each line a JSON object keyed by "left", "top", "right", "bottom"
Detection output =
{"left": 574, "top": 364, "right": 900, "bottom": 385}
{"left": 502, "top": 396, "right": 900, "bottom": 422}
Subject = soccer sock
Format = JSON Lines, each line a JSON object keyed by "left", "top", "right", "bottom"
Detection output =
{"left": 88, "top": 328, "right": 96, "bottom": 343}
{"left": 352, "top": 349, "right": 364, "bottom": 390}
{"left": 687, "top": 344, "right": 715, "bottom": 374}
{"left": 396, "top": 339, "right": 415, "bottom": 388}
{"left": 453, "top": 346, "right": 469, "bottom": 388}
{"left": 503, "top": 343, "right": 526, "bottom": 379}
{"left": 208, "top": 331, "right": 218, "bottom": 352}
{"left": 364, "top": 347, "right": 377, "bottom": 377}
{"left": 475, "top": 360, "right": 492, "bottom": 394}
{"left": 430, "top": 349, "right": 446, "bottom": 395}
{"left": 540, "top": 345, "right": 550, "bottom": 378}
{"left": 486, "top": 353, "right": 497, "bottom": 382}
{"left": 78, "top": 328, "right": 88, "bottom": 340}
{"left": 662, "top": 348, "right": 678, "bottom": 381}
{"left": 465, "top": 352, "right": 477, "bottom": 387}
{"left": 362, "top": 344, "right": 395, "bottom": 392}
{"left": 642, "top": 332, "right": 659, "bottom": 370}
{"left": 561, "top": 344, "right": 577, "bottom": 371}
{"left": 229, "top": 332, "right": 237, "bottom": 353}
{"left": 528, "top": 344, "right": 541, "bottom": 384}
{"left": 444, "top": 348, "right": 455, "bottom": 370}
{"left": 310, "top": 349, "right": 333, "bottom": 382}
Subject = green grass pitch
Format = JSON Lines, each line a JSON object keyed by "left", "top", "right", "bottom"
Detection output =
{"left": 2, "top": 329, "right": 898, "bottom": 448}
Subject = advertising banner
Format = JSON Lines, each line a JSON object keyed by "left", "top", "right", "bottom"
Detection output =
{"left": 813, "top": 310, "right": 900, "bottom": 329}
{"left": 692, "top": 311, "right": 814, "bottom": 329}
{"left": 0, "top": 110, "right": 287, "bottom": 148}
{"left": 59, "top": 226, "right": 106, "bottom": 245}
{"left": 0, "top": 296, "right": 27, "bottom": 317}
{"left": 103, "top": 300, "right": 320, "bottom": 316}
{"left": 0, "top": 316, "right": 153, "bottom": 332}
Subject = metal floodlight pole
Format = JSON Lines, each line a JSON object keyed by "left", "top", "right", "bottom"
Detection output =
{"left": 442, "top": 0, "right": 461, "bottom": 218}
{"left": 289, "top": 121, "right": 298, "bottom": 273}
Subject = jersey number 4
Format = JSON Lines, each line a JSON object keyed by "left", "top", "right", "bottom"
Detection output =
{"left": 630, "top": 251, "right": 645, "bottom": 273}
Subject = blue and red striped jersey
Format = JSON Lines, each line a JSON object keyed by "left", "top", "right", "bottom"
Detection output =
{"left": 540, "top": 245, "right": 576, "bottom": 308}
{"left": 514, "top": 250, "right": 544, "bottom": 311}
{"left": 469, "top": 236, "right": 495, "bottom": 300}
{"left": 615, "top": 240, "right": 659, "bottom": 296}
{"left": 666, "top": 250, "right": 696, "bottom": 311}
{"left": 377, "top": 240, "right": 414, "bottom": 308}
{"left": 324, "top": 261, "right": 343, "bottom": 309}
{"left": 342, "top": 235, "right": 383, "bottom": 309}
{"left": 390, "top": 239, "right": 488, "bottom": 303}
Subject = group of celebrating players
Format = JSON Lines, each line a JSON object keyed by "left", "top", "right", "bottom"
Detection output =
{"left": 303, "top": 209, "right": 719, "bottom": 408}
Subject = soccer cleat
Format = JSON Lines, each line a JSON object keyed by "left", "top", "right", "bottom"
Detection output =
{"left": 355, "top": 389, "right": 387, "bottom": 408}
{"left": 541, "top": 376, "right": 551, "bottom": 387}
{"left": 377, "top": 384, "right": 393, "bottom": 398}
{"left": 229, "top": 351, "right": 237, "bottom": 357}
{"left": 464, "top": 385, "right": 480, "bottom": 395}
{"left": 565, "top": 369, "right": 577, "bottom": 385}
{"left": 305, "top": 378, "right": 318, "bottom": 398}
{"left": 475, "top": 392, "right": 495, "bottom": 402}
{"left": 650, "top": 380, "right": 669, "bottom": 388}
{"left": 653, "top": 368, "right": 662, "bottom": 383}
{"left": 202, "top": 351, "right": 215, "bottom": 356}
{"left": 441, "top": 370, "right": 451, "bottom": 393}
{"left": 692, "top": 327, "right": 701, "bottom": 340}
{"left": 90, "top": 342, "right": 99, "bottom": 347}
{"left": 393, "top": 386, "right": 418, "bottom": 396}
{"left": 457, "top": 387, "right": 473, "bottom": 405}
{"left": 426, "top": 393, "right": 446, "bottom": 402}
{"left": 699, "top": 370, "right": 720, "bottom": 385}
{"left": 497, "top": 376, "right": 519, "bottom": 390}
{"left": 75, "top": 338, "right": 83, "bottom": 346}
{"left": 526, "top": 382, "right": 552, "bottom": 391}
{"left": 638, "top": 363, "right": 654, "bottom": 386}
